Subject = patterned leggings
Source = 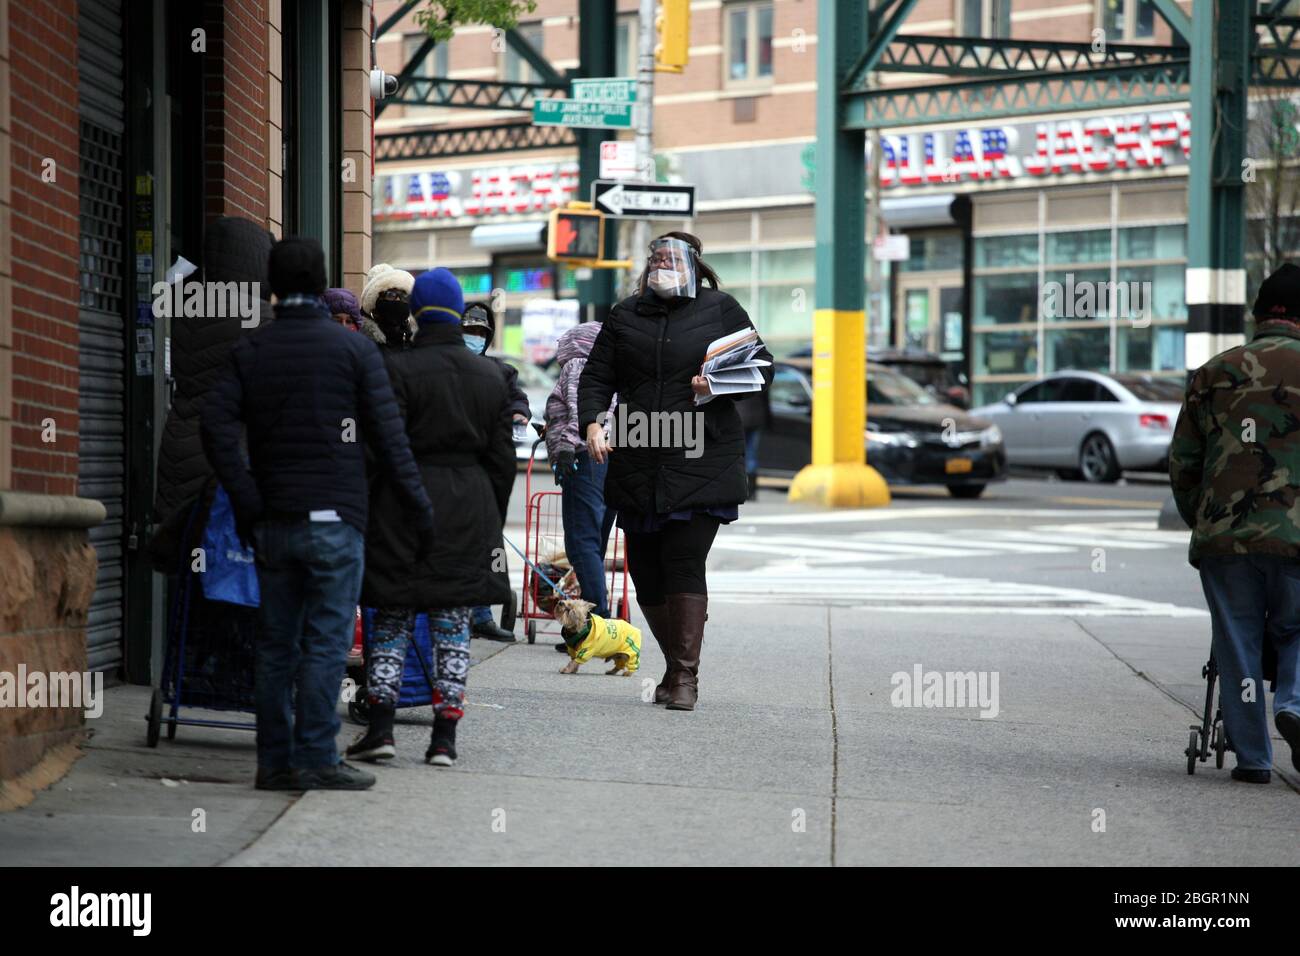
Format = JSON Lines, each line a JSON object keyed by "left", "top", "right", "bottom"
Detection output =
{"left": 367, "top": 606, "right": 470, "bottom": 718}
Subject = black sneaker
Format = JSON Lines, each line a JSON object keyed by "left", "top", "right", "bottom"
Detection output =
{"left": 346, "top": 702, "right": 396, "bottom": 762}
{"left": 1231, "top": 767, "right": 1271, "bottom": 784}
{"left": 1276, "top": 710, "right": 1300, "bottom": 772}
{"left": 426, "top": 716, "right": 458, "bottom": 767}
{"left": 472, "top": 620, "right": 517, "bottom": 643}
{"left": 297, "top": 761, "right": 376, "bottom": 790}
{"left": 254, "top": 767, "right": 299, "bottom": 791}
{"left": 554, "top": 641, "right": 569, "bottom": 652}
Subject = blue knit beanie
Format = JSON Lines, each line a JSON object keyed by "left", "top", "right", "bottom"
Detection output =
{"left": 409, "top": 268, "right": 465, "bottom": 325}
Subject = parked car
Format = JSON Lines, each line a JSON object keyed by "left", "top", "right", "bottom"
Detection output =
{"left": 760, "top": 360, "right": 1007, "bottom": 498}
{"left": 788, "top": 345, "right": 971, "bottom": 407}
{"left": 488, "top": 351, "right": 556, "bottom": 462}
{"left": 968, "top": 371, "right": 1184, "bottom": 483}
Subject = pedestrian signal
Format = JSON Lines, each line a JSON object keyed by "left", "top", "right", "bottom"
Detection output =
{"left": 547, "top": 208, "right": 605, "bottom": 263}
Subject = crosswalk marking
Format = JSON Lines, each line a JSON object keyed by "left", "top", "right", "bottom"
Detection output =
{"left": 712, "top": 521, "right": 1187, "bottom": 565}
{"left": 702, "top": 569, "right": 1207, "bottom": 617}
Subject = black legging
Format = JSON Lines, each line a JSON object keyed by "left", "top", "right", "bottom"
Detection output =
{"left": 623, "top": 513, "right": 722, "bottom": 605}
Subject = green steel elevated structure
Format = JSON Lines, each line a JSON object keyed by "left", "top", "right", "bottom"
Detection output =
{"left": 794, "top": 0, "right": 1300, "bottom": 507}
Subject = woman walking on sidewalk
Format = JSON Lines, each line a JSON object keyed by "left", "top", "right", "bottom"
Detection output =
{"left": 546, "top": 320, "right": 617, "bottom": 649}
{"left": 577, "top": 233, "right": 773, "bottom": 711}
{"left": 349, "top": 268, "right": 516, "bottom": 766}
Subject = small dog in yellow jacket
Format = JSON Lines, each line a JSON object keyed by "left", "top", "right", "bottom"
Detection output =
{"left": 554, "top": 599, "right": 641, "bottom": 676}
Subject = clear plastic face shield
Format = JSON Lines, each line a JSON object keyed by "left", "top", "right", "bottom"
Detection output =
{"left": 645, "top": 238, "right": 698, "bottom": 299}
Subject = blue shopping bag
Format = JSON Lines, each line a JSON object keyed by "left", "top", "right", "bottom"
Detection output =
{"left": 199, "top": 485, "right": 261, "bottom": 608}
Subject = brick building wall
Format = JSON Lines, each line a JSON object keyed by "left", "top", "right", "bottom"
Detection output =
{"left": 0, "top": 0, "right": 101, "bottom": 809}
{"left": 6, "top": 0, "right": 81, "bottom": 498}
{"left": 204, "top": 0, "right": 271, "bottom": 224}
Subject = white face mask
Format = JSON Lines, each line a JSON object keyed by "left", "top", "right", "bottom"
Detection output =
{"left": 648, "top": 269, "right": 683, "bottom": 297}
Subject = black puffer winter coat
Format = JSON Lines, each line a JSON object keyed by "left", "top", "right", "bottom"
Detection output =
{"left": 577, "top": 287, "right": 772, "bottom": 516}
{"left": 362, "top": 321, "right": 516, "bottom": 609}
{"left": 200, "top": 302, "right": 435, "bottom": 538}
{"left": 148, "top": 216, "right": 274, "bottom": 570}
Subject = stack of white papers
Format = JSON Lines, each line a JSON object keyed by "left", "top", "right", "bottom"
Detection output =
{"left": 695, "top": 327, "right": 770, "bottom": 406}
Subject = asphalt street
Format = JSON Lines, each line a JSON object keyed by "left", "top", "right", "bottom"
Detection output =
{"left": 5, "top": 469, "right": 1296, "bottom": 867}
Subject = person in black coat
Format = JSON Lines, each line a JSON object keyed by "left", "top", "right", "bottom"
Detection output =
{"left": 201, "top": 238, "right": 435, "bottom": 792}
{"left": 348, "top": 268, "right": 516, "bottom": 768}
{"left": 149, "top": 216, "right": 274, "bottom": 571}
{"left": 577, "top": 232, "right": 773, "bottom": 712}
{"left": 462, "top": 300, "right": 531, "bottom": 642}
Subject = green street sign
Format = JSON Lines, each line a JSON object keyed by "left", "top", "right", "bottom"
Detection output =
{"left": 571, "top": 78, "right": 637, "bottom": 104}
{"left": 533, "top": 98, "right": 634, "bottom": 130}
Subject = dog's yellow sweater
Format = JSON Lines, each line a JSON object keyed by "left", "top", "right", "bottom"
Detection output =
{"left": 566, "top": 614, "right": 641, "bottom": 673}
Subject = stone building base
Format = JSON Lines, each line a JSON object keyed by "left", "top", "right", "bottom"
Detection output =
{"left": 0, "top": 493, "right": 105, "bottom": 809}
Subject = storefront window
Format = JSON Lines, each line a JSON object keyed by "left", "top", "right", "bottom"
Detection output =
{"left": 973, "top": 272, "right": 1038, "bottom": 326}
{"left": 1118, "top": 325, "right": 1185, "bottom": 372}
{"left": 900, "top": 233, "right": 962, "bottom": 272}
{"left": 1046, "top": 228, "right": 1111, "bottom": 265}
{"left": 1045, "top": 326, "right": 1110, "bottom": 373}
{"left": 1041, "top": 268, "right": 1112, "bottom": 321}
{"left": 975, "top": 234, "right": 1037, "bottom": 268}
{"left": 712, "top": 250, "right": 757, "bottom": 285}
{"left": 454, "top": 270, "right": 493, "bottom": 297}
{"left": 973, "top": 328, "right": 1037, "bottom": 378}
{"left": 1117, "top": 264, "right": 1186, "bottom": 321}
{"left": 1119, "top": 224, "right": 1185, "bottom": 260}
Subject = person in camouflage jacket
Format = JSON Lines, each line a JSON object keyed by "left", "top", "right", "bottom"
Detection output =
{"left": 1169, "top": 263, "right": 1300, "bottom": 782}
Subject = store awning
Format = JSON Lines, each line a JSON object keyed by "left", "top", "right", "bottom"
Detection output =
{"left": 470, "top": 221, "right": 547, "bottom": 252}
{"left": 880, "top": 194, "right": 960, "bottom": 229}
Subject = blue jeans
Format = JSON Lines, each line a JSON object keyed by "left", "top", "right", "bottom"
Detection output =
{"left": 253, "top": 520, "right": 365, "bottom": 770}
{"left": 470, "top": 605, "right": 494, "bottom": 626}
{"left": 744, "top": 428, "right": 762, "bottom": 474}
{"left": 1198, "top": 555, "right": 1300, "bottom": 771}
{"left": 561, "top": 451, "right": 616, "bottom": 617}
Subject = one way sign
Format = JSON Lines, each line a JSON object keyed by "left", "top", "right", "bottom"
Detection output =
{"left": 592, "top": 180, "right": 696, "bottom": 219}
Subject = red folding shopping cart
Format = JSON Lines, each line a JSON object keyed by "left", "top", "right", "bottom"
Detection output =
{"left": 520, "top": 435, "right": 630, "bottom": 644}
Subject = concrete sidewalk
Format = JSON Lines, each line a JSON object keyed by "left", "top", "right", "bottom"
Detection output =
{"left": 0, "top": 639, "right": 514, "bottom": 866}
{"left": 228, "top": 601, "right": 1299, "bottom": 867}
{"left": 4, "top": 597, "right": 1295, "bottom": 866}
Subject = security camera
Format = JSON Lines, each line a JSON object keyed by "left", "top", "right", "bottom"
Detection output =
{"left": 369, "top": 68, "right": 399, "bottom": 100}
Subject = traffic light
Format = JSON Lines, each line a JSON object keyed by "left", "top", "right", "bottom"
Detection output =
{"left": 655, "top": 0, "right": 689, "bottom": 73}
{"left": 547, "top": 207, "right": 605, "bottom": 263}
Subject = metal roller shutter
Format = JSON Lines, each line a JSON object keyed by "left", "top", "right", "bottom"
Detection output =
{"left": 77, "top": 0, "right": 127, "bottom": 672}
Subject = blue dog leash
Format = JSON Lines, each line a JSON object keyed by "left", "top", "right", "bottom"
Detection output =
{"left": 500, "top": 532, "right": 565, "bottom": 595}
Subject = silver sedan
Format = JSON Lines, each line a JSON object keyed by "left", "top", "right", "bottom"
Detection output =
{"left": 969, "top": 371, "right": 1185, "bottom": 482}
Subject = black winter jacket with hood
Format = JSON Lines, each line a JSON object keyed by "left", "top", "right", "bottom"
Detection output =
{"left": 148, "top": 216, "right": 274, "bottom": 570}
{"left": 200, "top": 300, "right": 435, "bottom": 539}
{"left": 363, "top": 321, "right": 516, "bottom": 609}
{"left": 577, "top": 286, "right": 772, "bottom": 516}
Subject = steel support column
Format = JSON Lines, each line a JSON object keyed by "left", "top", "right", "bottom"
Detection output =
{"left": 789, "top": 0, "right": 889, "bottom": 508}
{"left": 1185, "top": 0, "right": 1251, "bottom": 370}
{"left": 576, "top": 0, "right": 617, "bottom": 322}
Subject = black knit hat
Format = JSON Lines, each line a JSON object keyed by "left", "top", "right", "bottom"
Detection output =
{"left": 1253, "top": 263, "right": 1300, "bottom": 323}
{"left": 268, "top": 237, "right": 327, "bottom": 298}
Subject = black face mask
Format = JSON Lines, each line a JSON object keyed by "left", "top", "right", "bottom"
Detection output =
{"left": 373, "top": 298, "right": 411, "bottom": 342}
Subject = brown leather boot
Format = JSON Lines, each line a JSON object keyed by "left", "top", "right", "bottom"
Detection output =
{"left": 638, "top": 602, "right": 675, "bottom": 704}
{"left": 665, "top": 593, "right": 707, "bottom": 711}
